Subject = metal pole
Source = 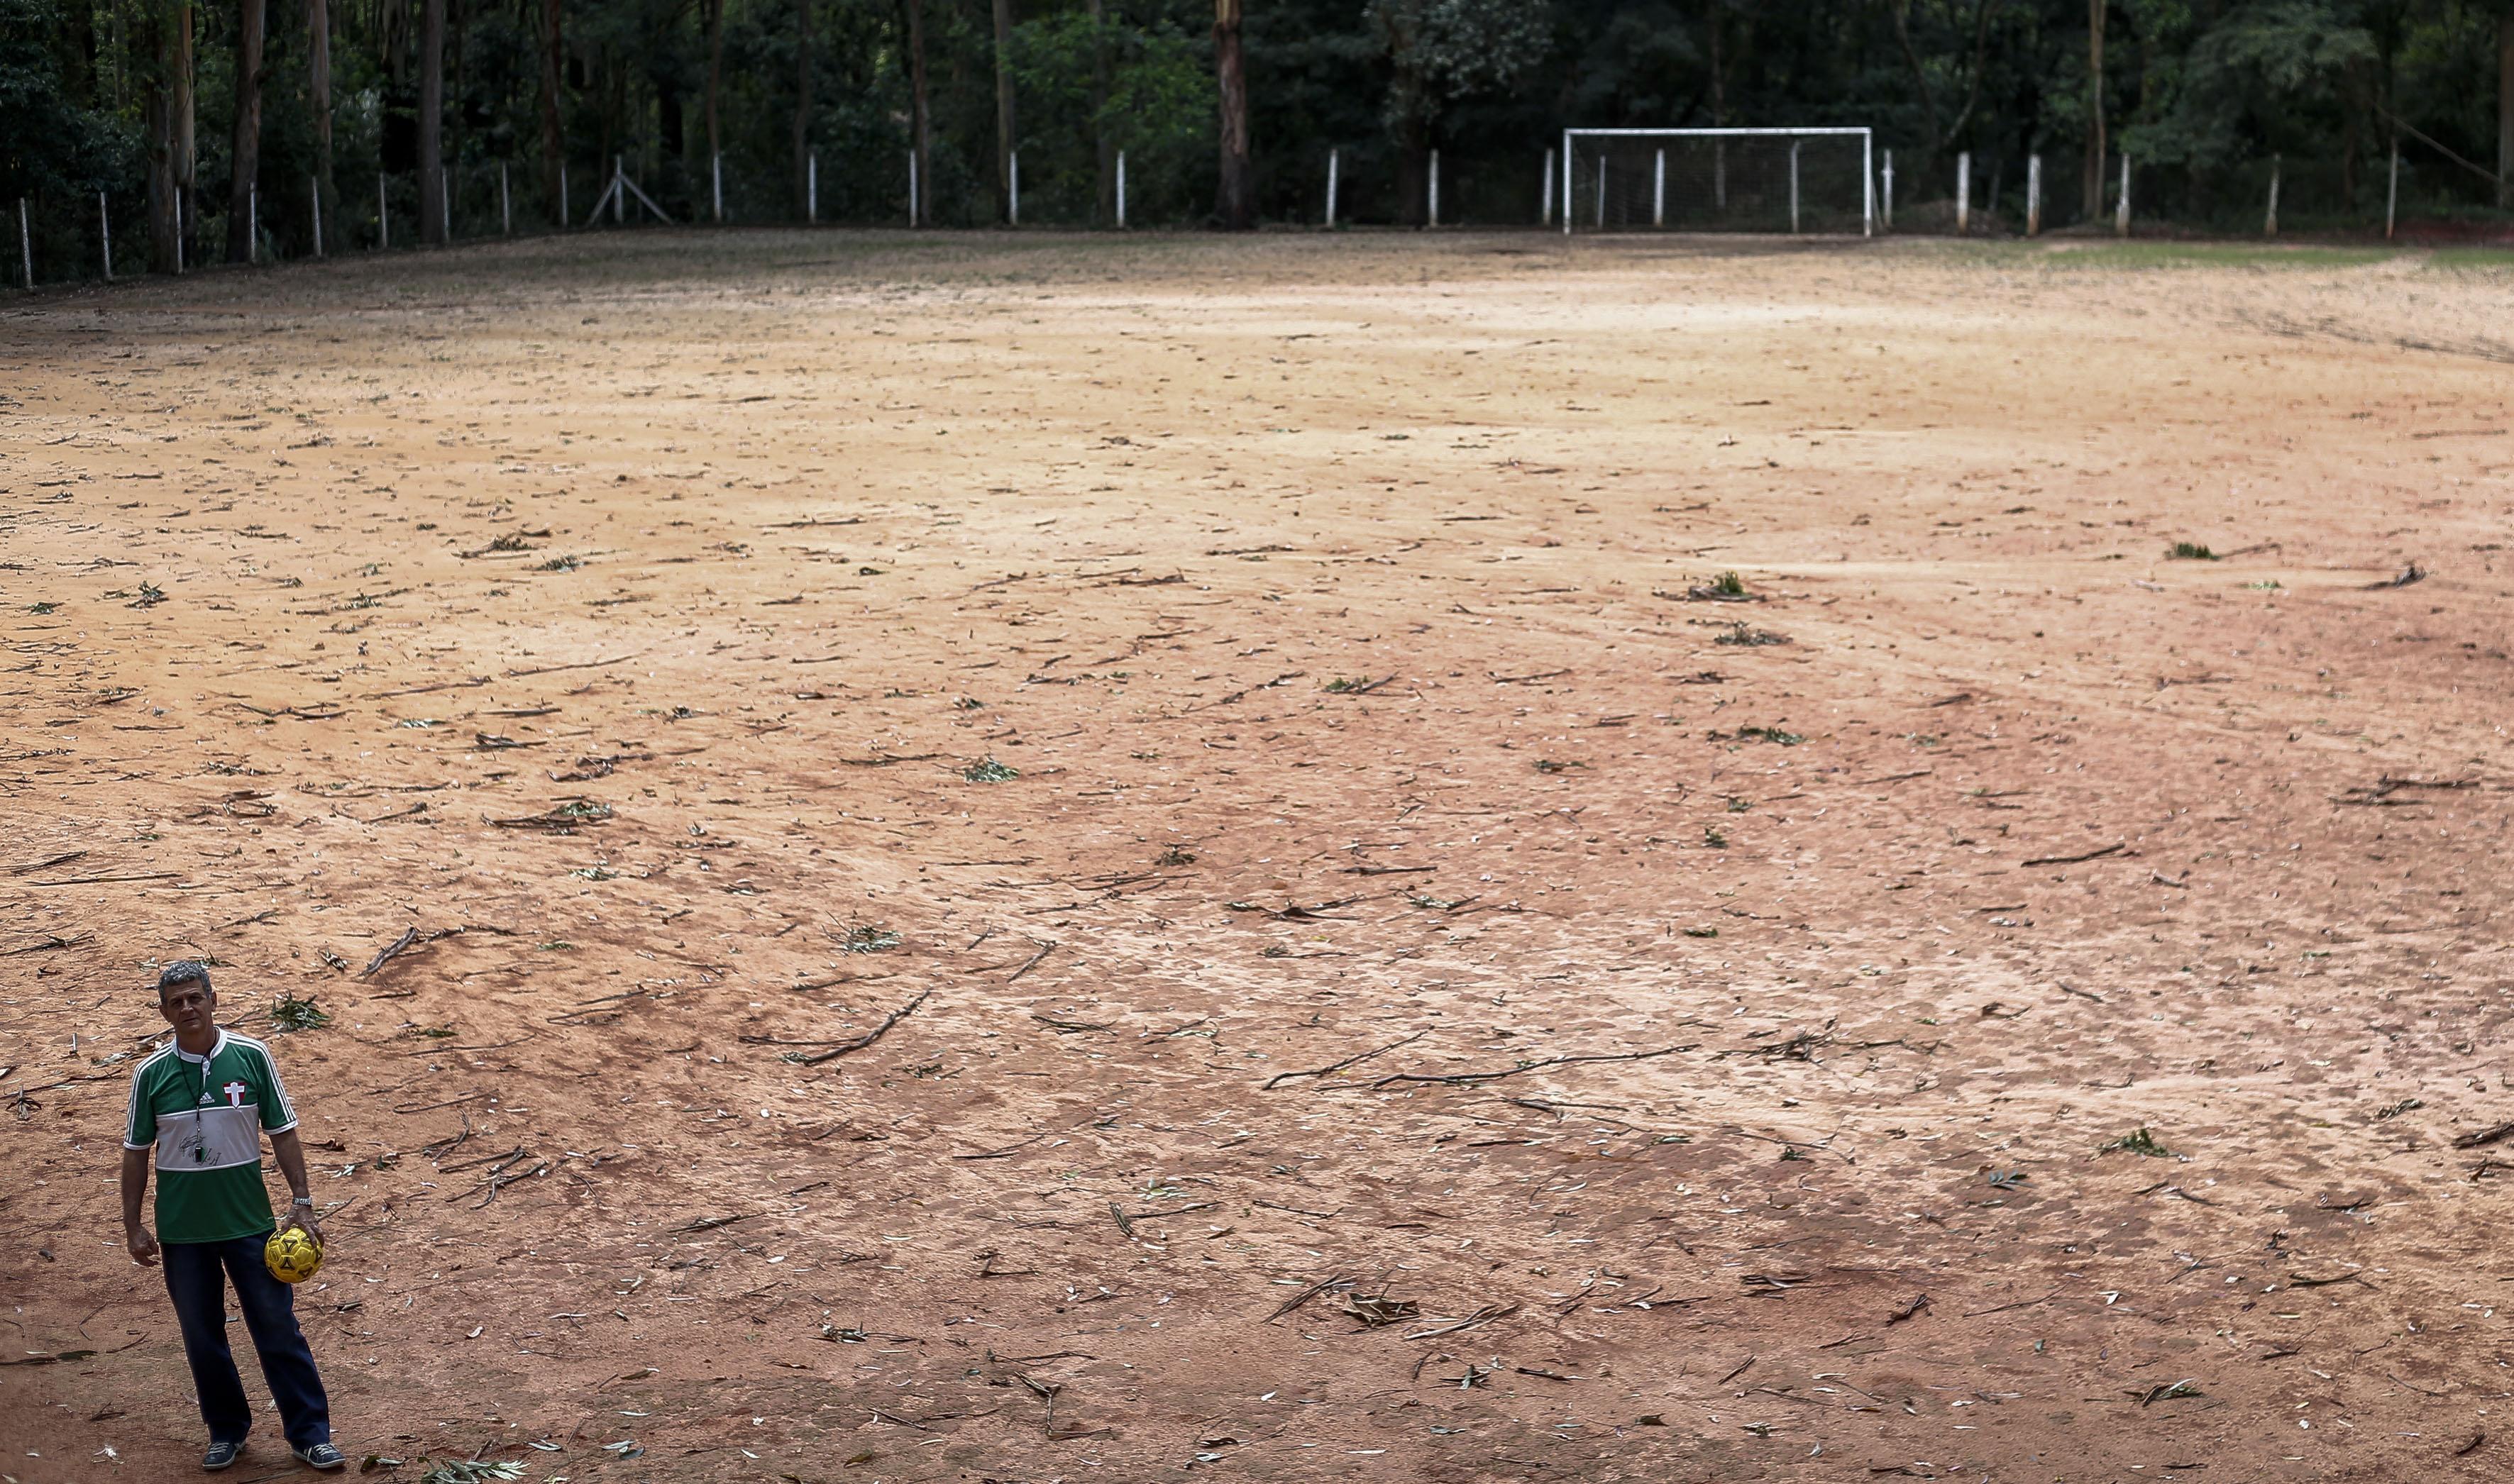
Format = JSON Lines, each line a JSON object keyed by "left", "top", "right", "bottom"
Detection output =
{"left": 614, "top": 156, "right": 624, "bottom": 223}
{"left": 1653, "top": 147, "right": 1665, "bottom": 227}
{"left": 501, "top": 161, "right": 511, "bottom": 235}
{"left": 2027, "top": 153, "right": 2041, "bottom": 236}
{"left": 249, "top": 182, "right": 258, "bottom": 262}
{"left": 310, "top": 174, "right": 322, "bottom": 256}
{"left": 2264, "top": 155, "right": 2280, "bottom": 236}
{"left": 2386, "top": 145, "right": 2399, "bottom": 240}
{"left": 1541, "top": 148, "right": 1553, "bottom": 226}
{"left": 1009, "top": 150, "right": 1019, "bottom": 226}
{"left": 2115, "top": 153, "right": 2132, "bottom": 236}
{"left": 1789, "top": 140, "right": 1800, "bottom": 233}
{"left": 1326, "top": 148, "right": 1338, "bottom": 227}
{"left": 809, "top": 153, "right": 817, "bottom": 222}
{"left": 18, "top": 198, "right": 31, "bottom": 289}
{"left": 1861, "top": 131, "right": 1874, "bottom": 236}
{"left": 1955, "top": 150, "right": 1969, "bottom": 234}
{"left": 1428, "top": 148, "right": 1439, "bottom": 227}
{"left": 1116, "top": 150, "right": 1127, "bottom": 228}
{"left": 908, "top": 150, "right": 918, "bottom": 226}
{"left": 441, "top": 166, "right": 451, "bottom": 239}
{"left": 561, "top": 162, "right": 569, "bottom": 227}
{"left": 100, "top": 189, "right": 113, "bottom": 279}
{"left": 712, "top": 152, "right": 722, "bottom": 223}
{"left": 1594, "top": 153, "right": 1606, "bottom": 228}
{"left": 1881, "top": 149, "right": 1894, "bottom": 232}
{"left": 380, "top": 175, "right": 389, "bottom": 248}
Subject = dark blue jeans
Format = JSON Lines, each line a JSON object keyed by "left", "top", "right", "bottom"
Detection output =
{"left": 160, "top": 1234, "right": 331, "bottom": 1449}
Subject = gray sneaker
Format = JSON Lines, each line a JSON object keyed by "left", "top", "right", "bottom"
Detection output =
{"left": 202, "top": 1439, "right": 246, "bottom": 1471}
{"left": 292, "top": 1442, "right": 346, "bottom": 1471}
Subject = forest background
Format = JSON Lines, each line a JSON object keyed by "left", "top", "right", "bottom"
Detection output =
{"left": 2, "top": 0, "right": 2511, "bottom": 278}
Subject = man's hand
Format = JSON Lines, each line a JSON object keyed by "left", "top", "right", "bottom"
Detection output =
{"left": 282, "top": 1201, "right": 322, "bottom": 1244}
{"left": 126, "top": 1224, "right": 160, "bottom": 1267}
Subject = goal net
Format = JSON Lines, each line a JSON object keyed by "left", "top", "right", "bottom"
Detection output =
{"left": 1560, "top": 128, "right": 1873, "bottom": 236}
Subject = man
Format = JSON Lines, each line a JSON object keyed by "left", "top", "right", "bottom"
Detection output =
{"left": 121, "top": 961, "right": 346, "bottom": 1472}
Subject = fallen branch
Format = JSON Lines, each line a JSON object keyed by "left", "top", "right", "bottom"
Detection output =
{"left": 1369, "top": 1045, "right": 1686, "bottom": 1090}
{"left": 1264, "top": 1273, "right": 1347, "bottom": 1322}
{"left": 1263, "top": 1029, "right": 1429, "bottom": 1090}
{"left": 2022, "top": 843, "right": 2127, "bottom": 868}
{"left": 800, "top": 989, "right": 931, "bottom": 1064}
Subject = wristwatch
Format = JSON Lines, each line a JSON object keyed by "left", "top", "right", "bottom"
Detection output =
{"left": 291, "top": 1197, "right": 314, "bottom": 1207}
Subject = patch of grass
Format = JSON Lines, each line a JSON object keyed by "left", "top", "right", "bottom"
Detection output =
{"left": 1716, "top": 726, "right": 1802, "bottom": 746}
{"left": 2166, "top": 541, "right": 2217, "bottom": 560}
{"left": 1714, "top": 623, "right": 1788, "bottom": 647}
{"left": 1156, "top": 846, "right": 1198, "bottom": 866}
{"left": 532, "top": 555, "right": 583, "bottom": 572}
{"left": 553, "top": 800, "right": 612, "bottom": 821}
{"left": 486, "top": 531, "right": 536, "bottom": 552}
{"left": 1703, "top": 826, "right": 1729, "bottom": 849}
{"left": 838, "top": 924, "right": 902, "bottom": 954}
{"left": 2245, "top": 579, "right": 2282, "bottom": 590}
{"left": 27, "top": 601, "right": 57, "bottom": 614}
{"left": 268, "top": 992, "right": 330, "bottom": 1034}
{"left": 1322, "top": 677, "right": 1372, "bottom": 693}
{"left": 1682, "top": 926, "right": 1719, "bottom": 938}
{"left": 962, "top": 757, "right": 1019, "bottom": 782}
{"left": 2100, "top": 1126, "right": 2174, "bottom": 1158}
{"left": 2052, "top": 242, "right": 2398, "bottom": 270}
{"left": 953, "top": 696, "right": 986, "bottom": 710}
{"left": 570, "top": 865, "right": 615, "bottom": 880}
{"left": 1408, "top": 892, "right": 1464, "bottom": 911}
{"left": 130, "top": 581, "right": 167, "bottom": 608}
{"left": 1533, "top": 758, "right": 1586, "bottom": 774}
{"left": 1726, "top": 796, "right": 1751, "bottom": 812}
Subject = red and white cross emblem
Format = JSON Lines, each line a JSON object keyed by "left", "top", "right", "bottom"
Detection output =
{"left": 222, "top": 1080, "right": 248, "bottom": 1107}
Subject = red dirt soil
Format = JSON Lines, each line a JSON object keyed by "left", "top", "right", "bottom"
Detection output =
{"left": 4, "top": 231, "right": 2513, "bottom": 1483}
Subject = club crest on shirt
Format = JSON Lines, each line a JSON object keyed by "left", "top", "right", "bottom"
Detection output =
{"left": 223, "top": 1080, "right": 249, "bottom": 1108}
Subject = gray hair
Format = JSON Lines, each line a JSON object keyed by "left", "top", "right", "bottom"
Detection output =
{"left": 156, "top": 960, "right": 214, "bottom": 998}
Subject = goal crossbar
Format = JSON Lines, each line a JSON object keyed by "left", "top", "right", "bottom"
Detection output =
{"left": 1560, "top": 127, "right": 1874, "bottom": 237}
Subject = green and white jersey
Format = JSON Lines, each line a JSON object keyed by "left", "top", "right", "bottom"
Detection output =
{"left": 123, "top": 1030, "right": 297, "bottom": 1244}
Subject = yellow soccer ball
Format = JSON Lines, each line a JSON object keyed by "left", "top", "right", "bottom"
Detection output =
{"left": 265, "top": 1225, "right": 324, "bottom": 1285}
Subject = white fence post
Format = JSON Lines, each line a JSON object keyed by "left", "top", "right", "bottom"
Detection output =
{"left": 1594, "top": 154, "right": 1606, "bottom": 228}
{"left": 249, "top": 182, "right": 258, "bottom": 262}
{"left": 501, "top": 161, "right": 511, "bottom": 235}
{"left": 1428, "top": 148, "right": 1440, "bottom": 227}
{"left": 712, "top": 153, "right": 723, "bottom": 223}
{"left": 1653, "top": 147, "right": 1665, "bottom": 227}
{"left": 2264, "top": 155, "right": 2280, "bottom": 236}
{"left": 1010, "top": 150, "right": 1020, "bottom": 226}
{"left": 1788, "top": 139, "right": 1800, "bottom": 233}
{"left": 18, "top": 198, "right": 31, "bottom": 289}
{"left": 808, "top": 153, "right": 817, "bottom": 222}
{"left": 560, "top": 162, "right": 569, "bottom": 226}
{"left": 99, "top": 190, "right": 112, "bottom": 280}
{"left": 908, "top": 150, "right": 918, "bottom": 225}
{"left": 310, "top": 174, "right": 323, "bottom": 256}
{"left": 2026, "top": 153, "right": 2041, "bottom": 236}
{"left": 1540, "top": 148, "right": 1553, "bottom": 226}
{"left": 2386, "top": 145, "right": 2399, "bottom": 240}
{"left": 1326, "top": 148, "right": 1338, "bottom": 227}
{"left": 1881, "top": 149, "right": 1895, "bottom": 232}
{"left": 613, "top": 156, "right": 624, "bottom": 223}
{"left": 1955, "top": 150, "right": 1969, "bottom": 234}
{"left": 2115, "top": 153, "right": 2131, "bottom": 236}
{"left": 1115, "top": 150, "right": 1127, "bottom": 228}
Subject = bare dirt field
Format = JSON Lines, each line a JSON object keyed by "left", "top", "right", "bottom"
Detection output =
{"left": 5, "top": 230, "right": 2514, "bottom": 1484}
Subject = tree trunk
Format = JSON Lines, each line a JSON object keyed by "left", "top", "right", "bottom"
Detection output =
{"left": 993, "top": 0, "right": 1016, "bottom": 223}
{"left": 795, "top": 0, "right": 814, "bottom": 216}
{"left": 705, "top": 0, "right": 724, "bottom": 212}
{"left": 1089, "top": 0, "right": 1112, "bottom": 223}
{"left": 145, "top": 6, "right": 182, "bottom": 272}
{"left": 172, "top": 2, "right": 194, "bottom": 255}
{"left": 58, "top": 0, "right": 96, "bottom": 106}
{"left": 2083, "top": 0, "right": 2105, "bottom": 218}
{"left": 1213, "top": 0, "right": 1252, "bottom": 228}
{"left": 419, "top": 0, "right": 445, "bottom": 243}
{"left": 903, "top": 0, "right": 930, "bottom": 223}
{"left": 2498, "top": 13, "right": 2513, "bottom": 209}
{"left": 540, "top": 0, "right": 564, "bottom": 223}
{"left": 308, "top": 0, "right": 333, "bottom": 253}
{"left": 226, "top": 0, "right": 266, "bottom": 262}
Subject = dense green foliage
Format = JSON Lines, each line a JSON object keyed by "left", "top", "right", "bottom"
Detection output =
{"left": 0, "top": 0, "right": 2505, "bottom": 280}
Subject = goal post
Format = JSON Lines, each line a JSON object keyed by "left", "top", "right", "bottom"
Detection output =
{"left": 1561, "top": 128, "right": 1873, "bottom": 237}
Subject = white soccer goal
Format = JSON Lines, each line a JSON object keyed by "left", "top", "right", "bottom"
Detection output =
{"left": 1560, "top": 128, "right": 1873, "bottom": 236}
